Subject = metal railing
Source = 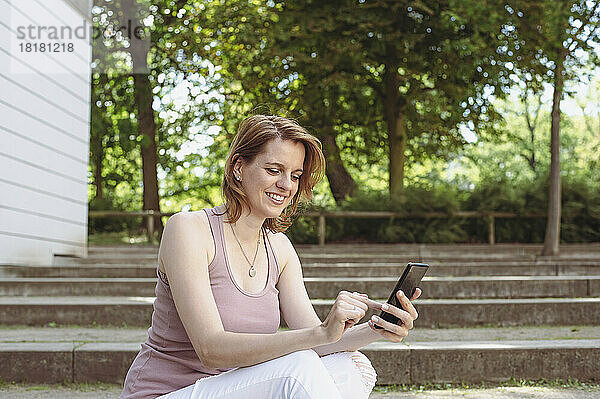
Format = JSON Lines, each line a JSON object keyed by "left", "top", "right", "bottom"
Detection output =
{"left": 89, "top": 210, "right": 545, "bottom": 245}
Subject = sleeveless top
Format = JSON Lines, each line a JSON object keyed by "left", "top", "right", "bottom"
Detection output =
{"left": 120, "top": 205, "right": 281, "bottom": 399}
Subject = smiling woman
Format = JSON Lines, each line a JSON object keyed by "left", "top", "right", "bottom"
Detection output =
{"left": 120, "top": 114, "right": 422, "bottom": 399}
{"left": 222, "top": 115, "right": 325, "bottom": 232}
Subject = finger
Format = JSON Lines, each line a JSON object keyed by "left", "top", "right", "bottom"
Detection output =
{"left": 396, "top": 290, "right": 419, "bottom": 320}
{"left": 367, "top": 320, "right": 380, "bottom": 333}
{"left": 364, "top": 297, "right": 385, "bottom": 310}
{"left": 339, "top": 302, "right": 366, "bottom": 322}
{"left": 399, "top": 309, "right": 414, "bottom": 329}
{"left": 411, "top": 288, "right": 422, "bottom": 301}
{"left": 374, "top": 323, "right": 409, "bottom": 343}
{"left": 339, "top": 300, "right": 367, "bottom": 316}
{"left": 380, "top": 302, "right": 414, "bottom": 329}
{"left": 369, "top": 314, "right": 406, "bottom": 335}
{"left": 339, "top": 294, "right": 369, "bottom": 313}
{"left": 345, "top": 292, "right": 380, "bottom": 312}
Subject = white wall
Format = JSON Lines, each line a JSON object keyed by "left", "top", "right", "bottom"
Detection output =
{"left": 0, "top": 0, "right": 91, "bottom": 265}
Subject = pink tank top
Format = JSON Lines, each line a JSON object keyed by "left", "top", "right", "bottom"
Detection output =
{"left": 120, "top": 205, "right": 281, "bottom": 399}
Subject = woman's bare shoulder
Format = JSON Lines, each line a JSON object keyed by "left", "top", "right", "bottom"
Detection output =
{"left": 158, "top": 211, "right": 214, "bottom": 270}
{"left": 266, "top": 230, "right": 296, "bottom": 274}
{"left": 164, "top": 210, "right": 211, "bottom": 236}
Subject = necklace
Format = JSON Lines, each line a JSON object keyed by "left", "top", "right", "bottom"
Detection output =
{"left": 230, "top": 223, "right": 262, "bottom": 278}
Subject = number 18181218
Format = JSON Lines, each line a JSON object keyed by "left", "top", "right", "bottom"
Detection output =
{"left": 19, "top": 42, "right": 74, "bottom": 53}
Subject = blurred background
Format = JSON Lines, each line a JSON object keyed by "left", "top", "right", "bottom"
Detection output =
{"left": 2, "top": 0, "right": 600, "bottom": 263}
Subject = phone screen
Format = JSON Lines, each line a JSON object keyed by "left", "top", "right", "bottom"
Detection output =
{"left": 374, "top": 263, "right": 428, "bottom": 328}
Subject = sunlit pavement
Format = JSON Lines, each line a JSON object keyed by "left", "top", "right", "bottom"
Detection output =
{"left": 370, "top": 386, "right": 600, "bottom": 398}
{"left": 1, "top": 385, "right": 600, "bottom": 398}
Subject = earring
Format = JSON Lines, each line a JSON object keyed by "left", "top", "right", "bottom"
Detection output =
{"left": 235, "top": 175, "right": 241, "bottom": 181}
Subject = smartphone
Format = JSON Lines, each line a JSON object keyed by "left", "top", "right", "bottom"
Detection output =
{"left": 374, "top": 262, "right": 428, "bottom": 329}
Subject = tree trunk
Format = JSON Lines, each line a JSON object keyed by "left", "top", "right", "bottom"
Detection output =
{"left": 321, "top": 133, "right": 356, "bottom": 204}
{"left": 523, "top": 95, "right": 541, "bottom": 172}
{"left": 383, "top": 59, "right": 406, "bottom": 200}
{"left": 541, "top": 55, "right": 565, "bottom": 256}
{"left": 91, "top": 136, "right": 103, "bottom": 201}
{"left": 89, "top": 76, "right": 106, "bottom": 203}
{"left": 133, "top": 72, "right": 163, "bottom": 238}
{"left": 120, "top": 0, "right": 163, "bottom": 240}
{"left": 388, "top": 113, "right": 406, "bottom": 199}
{"left": 126, "top": 0, "right": 163, "bottom": 239}
{"left": 529, "top": 127, "right": 536, "bottom": 172}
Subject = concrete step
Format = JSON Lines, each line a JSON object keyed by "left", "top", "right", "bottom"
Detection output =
{"left": 369, "top": 339, "right": 600, "bottom": 384}
{"left": 4, "top": 325, "right": 599, "bottom": 345}
{"left": 0, "top": 264, "right": 157, "bottom": 278}
{"left": 2, "top": 325, "right": 598, "bottom": 385}
{"left": 3, "top": 261, "right": 599, "bottom": 278}
{"left": 88, "top": 243, "right": 600, "bottom": 256}
{"left": 1, "top": 276, "right": 599, "bottom": 299}
{"left": 297, "top": 242, "right": 600, "bottom": 254}
{"left": 302, "top": 261, "right": 600, "bottom": 277}
{"left": 302, "top": 254, "right": 600, "bottom": 263}
{"left": 54, "top": 253, "right": 600, "bottom": 267}
{"left": 63, "top": 242, "right": 600, "bottom": 265}
{"left": 1, "top": 339, "right": 598, "bottom": 384}
{"left": 54, "top": 255, "right": 159, "bottom": 265}
{"left": 0, "top": 296, "right": 598, "bottom": 328}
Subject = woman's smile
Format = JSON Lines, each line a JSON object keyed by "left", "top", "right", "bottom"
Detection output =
{"left": 266, "top": 192, "right": 286, "bottom": 205}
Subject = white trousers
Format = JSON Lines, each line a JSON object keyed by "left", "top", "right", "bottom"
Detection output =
{"left": 158, "top": 350, "right": 377, "bottom": 399}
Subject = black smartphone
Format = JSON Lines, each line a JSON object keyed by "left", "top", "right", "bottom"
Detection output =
{"left": 374, "top": 262, "right": 428, "bottom": 329}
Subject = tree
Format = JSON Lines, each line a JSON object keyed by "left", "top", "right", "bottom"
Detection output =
{"left": 500, "top": 90, "right": 545, "bottom": 172}
{"left": 203, "top": 0, "right": 515, "bottom": 203}
{"left": 507, "top": 0, "right": 600, "bottom": 255}
{"left": 92, "top": 0, "right": 163, "bottom": 233}
{"left": 333, "top": 0, "right": 513, "bottom": 199}
{"left": 91, "top": 0, "right": 220, "bottom": 232}
{"left": 89, "top": 72, "right": 142, "bottom": 209}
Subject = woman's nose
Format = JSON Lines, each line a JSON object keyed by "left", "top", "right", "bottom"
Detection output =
{"left": 277, "top": 174, "right": 293, "bottom": 190}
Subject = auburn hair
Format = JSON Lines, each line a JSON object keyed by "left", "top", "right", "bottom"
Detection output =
{"left": 220, "top": 115, "right": 325, "bottom": 232}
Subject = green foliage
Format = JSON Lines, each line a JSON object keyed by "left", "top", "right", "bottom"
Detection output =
{"left": 561, "top": 177, "right": 600, "bottom": 242}
{"left": 88, "top": 197, "right": 141, "bottom": 234}
{"left": 87, "top": 0, "right": 600, "bottom": 246}
{"left": 288, "top": 186, "right": 468, "bottom": 244}
{"left": 286, "top": 171, "right": 600, "bottom": 244}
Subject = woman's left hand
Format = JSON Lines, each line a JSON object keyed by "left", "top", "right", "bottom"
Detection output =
{"left": 367, "top": 288, "right": 422, "bottom": 342}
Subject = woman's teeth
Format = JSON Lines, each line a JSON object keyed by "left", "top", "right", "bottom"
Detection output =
{"left": 266, "top": 193, "right": 285, "bottom": 203}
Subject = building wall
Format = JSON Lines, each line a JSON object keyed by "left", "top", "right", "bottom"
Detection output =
{"left": 0, "top": 0, "right": 91, "bottom": 265}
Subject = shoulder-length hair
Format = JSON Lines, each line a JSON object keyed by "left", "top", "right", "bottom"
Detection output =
{"left": 220, "top": 115, "right": 325, "bottom": 232}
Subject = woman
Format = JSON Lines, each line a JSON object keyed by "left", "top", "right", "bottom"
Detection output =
{"left": 120, "top": 115, "right": 421, "bottom": 399}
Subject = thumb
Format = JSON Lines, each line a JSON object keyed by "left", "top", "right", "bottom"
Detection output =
{"left": 344, "top": 320, "right": 354, "bottom": 331}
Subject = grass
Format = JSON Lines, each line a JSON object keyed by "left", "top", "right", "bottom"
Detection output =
{"left": 88, "top": 231, "right": 158, "bottom": 246}
{"left": 0, "top": 379, "right": 121, "bottom": 391}
{"left": 0, "top": 323, "right": 141, "bottom": 330}
{"left": 2, "top": 379, "right": 599, "bottom": 393}
{"left": 373, "top": 378, "right": 600, "bottom": 393}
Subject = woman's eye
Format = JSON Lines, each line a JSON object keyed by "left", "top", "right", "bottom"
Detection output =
{"left": 267, "top": 168, "right": 301, "bottom": 181}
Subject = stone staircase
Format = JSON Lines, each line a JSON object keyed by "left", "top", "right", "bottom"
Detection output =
{"left": 1, "top": 243, "right": 599, "bottom": 385}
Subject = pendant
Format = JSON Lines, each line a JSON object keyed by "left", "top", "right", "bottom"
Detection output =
{"left": 249, "top": 266, "right": 256, "bottom": 277}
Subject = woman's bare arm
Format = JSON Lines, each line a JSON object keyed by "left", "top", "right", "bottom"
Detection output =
{"left": 160, "top": 212, "right": 333, "bottom": 370}
{"left": 313, "top": 322, "right": 379, "bottom": 356}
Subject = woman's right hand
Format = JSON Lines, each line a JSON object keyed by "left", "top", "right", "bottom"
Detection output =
{"left": 319, "top": 291, "right": 380, "bottom": 343}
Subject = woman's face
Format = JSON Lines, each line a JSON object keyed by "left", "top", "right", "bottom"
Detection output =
{"left": 234, "top": 138, "right": 305, "bottom": 219}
